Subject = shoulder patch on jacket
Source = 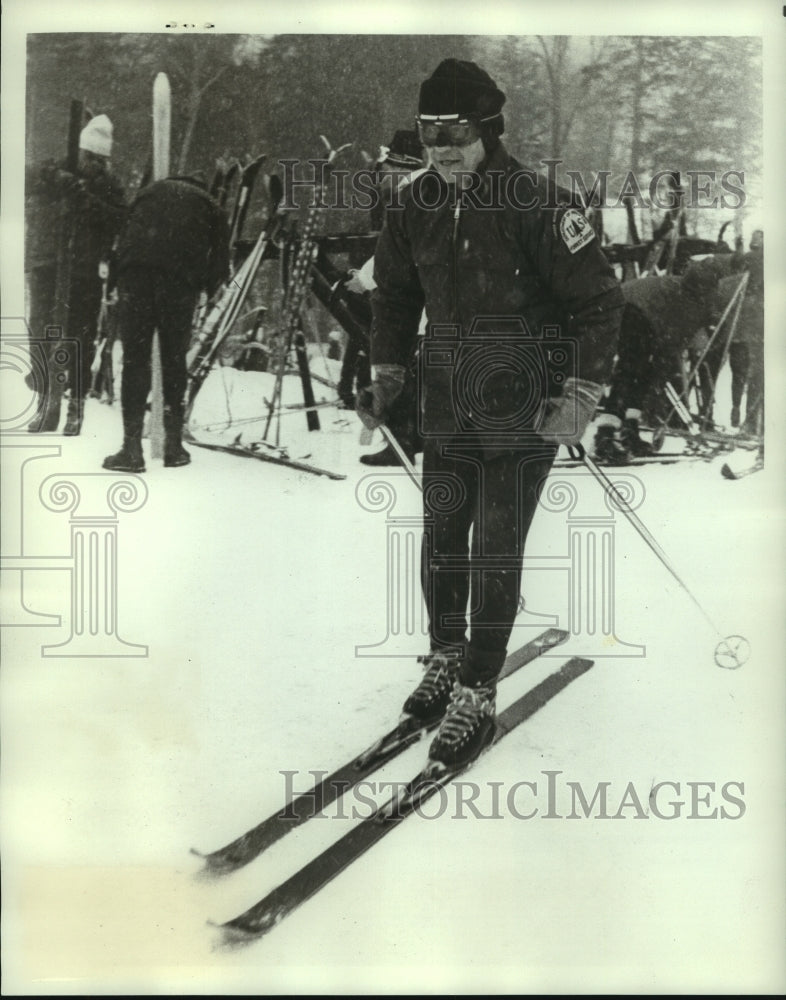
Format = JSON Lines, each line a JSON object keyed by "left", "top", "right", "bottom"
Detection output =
{"left": 559, "top": 207, "right": 595, "bottom": 254}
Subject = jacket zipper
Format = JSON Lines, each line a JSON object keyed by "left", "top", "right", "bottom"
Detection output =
{"left": 451, "top": 198, "right": 461, "bottom": 325}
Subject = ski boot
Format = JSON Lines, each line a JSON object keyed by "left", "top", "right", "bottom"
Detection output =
{"left": 103, "top": 437, "right": 146, "bottom": 473}
{"left": 163, "top": 405, "right": 191, "bottom": 467}
{"left": 427, "top": 679, "right": 497, "bottom": 772}
{"left": 360, "top": 442, "right": 416, "bottom": 467}
{"left": 620, "top": 416, "right": 653, "bottom": 457}
{"left": 402, "top": 650, "right": 462, "bottom": 726}
{"left": 730, "top": 405, "right": 740, "bottom": 429}
{"left": 592, "top": 423, "right": 630, "bottom": 465}
{"left": 164, "top": 443, "right": 191, "bottom": 468}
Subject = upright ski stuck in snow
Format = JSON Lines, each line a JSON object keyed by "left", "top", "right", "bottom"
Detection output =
{"left": 215, "top": 654, "right": 594, "bottom": 943}
{"left": 193, "top": 627, "right": 568, "bottom": 874}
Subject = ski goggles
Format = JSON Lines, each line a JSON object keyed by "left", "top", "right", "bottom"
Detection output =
{"left": 415, "top": 114, "right": 498, "bottom": 147}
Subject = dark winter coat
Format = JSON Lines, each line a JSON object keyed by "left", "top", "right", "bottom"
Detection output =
{"left": 621, "top": 274, "right": 716, "bottom": 351}
{"left": 24, "top": 160, "right": 127, "bottom": 276}
{"left": 117, "top": 177, "right": 230, "bottom": 296}
{"left": 370, "top": 143, "right": 624, "bottom": 441}
{"left": 713, "top": 252, "right": 763, "bottom": 350}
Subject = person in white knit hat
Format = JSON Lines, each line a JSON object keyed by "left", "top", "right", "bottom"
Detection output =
{"left": 25, "top": 112, "right": 126, "bottom": 434}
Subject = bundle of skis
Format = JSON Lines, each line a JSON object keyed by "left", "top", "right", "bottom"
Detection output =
{"left": 185, "top": 153, "right": 272, "bottom": 412}
{"left": 260, "top": 138, "right": 354, "bottom": 443}
{"left": 182, "top": 138, "right": 356, "bottom": 480}
{"left": 185, "top": 138, "right": 354, "bottom": 415}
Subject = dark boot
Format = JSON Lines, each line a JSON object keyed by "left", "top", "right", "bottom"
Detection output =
{"left": 27, "top": 392, "right": 62, "bottom": 433}
{"left": 103, "top": 437, "right": 146, "bottom": 473}
{"left": 592, "top": 424, "right": 630, "bottom": 465}
{"left": 360, "top": 441, "right": 416, "bottom": 467}
{"left": 402, "top": 651, "right": 462, "bottom": 725}
{"left": 63, "top": 396, "right": 84, "bottom": 436}
{"left": 427, "top": 679, "right": 497, "bottom": 771}
{"left": 620, "top": 417, "right": 653, "bottom": 457}
{"left": 163, "top": 405, "right": 191, "bottom": 468}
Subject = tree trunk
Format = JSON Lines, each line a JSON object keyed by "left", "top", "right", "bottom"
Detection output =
{"left": 626, "top": 38, "right": 645, "bottom": 243}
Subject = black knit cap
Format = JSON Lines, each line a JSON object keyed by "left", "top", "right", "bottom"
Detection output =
{"left": 419, "top": 58, "right": 506, "bottom": 133}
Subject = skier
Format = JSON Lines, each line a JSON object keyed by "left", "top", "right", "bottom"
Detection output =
{"left": 593, "top": 256, "right": 726, "bottom": 462}
{"left": 25, "top": 114, "right": 126, "bottom": 434}
{"left": 713, "top": 233, "right": 763, "bottom": 432}
{"left": 358, "top": 59, "right": 623, "bottom": 770}
{"left": 103, "top": 172, "right": 231, "bottom": 472}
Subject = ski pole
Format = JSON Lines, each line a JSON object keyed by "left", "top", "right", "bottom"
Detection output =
{"left": 664, "top": 380, "right": 696, "bottom": 431}
{"left": 696, "top": 272, "right": 748, "bottom": 428}
{"left": 379, "top": 425, "right": 421, "bottom": 492}
{"left": 568, "top": 443, "right": 749, "bottom": 668}
{"left": 656, "top": 271, "right": 748, "bottom": 437}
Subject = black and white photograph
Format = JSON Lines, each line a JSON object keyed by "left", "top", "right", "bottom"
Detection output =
{"left": 2, "top": 0, "right": 785, "bottom": 994}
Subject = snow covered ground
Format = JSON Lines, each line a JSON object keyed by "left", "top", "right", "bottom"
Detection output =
{"left": 1, "top": 359, "right": 784, "bottom": 995}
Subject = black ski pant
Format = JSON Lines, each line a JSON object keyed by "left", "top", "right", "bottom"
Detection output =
{"left": 606, "top": 303, "right": 680, "bottom": 423}
{"left": 66, "top": 272, "right": 103, "bottom": 401}
{"left": 117, "top": 267, "right": 197, "bottom": 439}
{"left": 742, "top": 340, "right": 763, "bottom": 434}
{"left": 728, "top": 341, "right": 749, "bottom": 410}
{"left": 421, "top": 439, "right": 557, "bottom": 685}
{"left": 26, "top": 264, "right": 59, "bottom": 391}
{"left": 337, "top": 321, "right": 371, "bottom": 401}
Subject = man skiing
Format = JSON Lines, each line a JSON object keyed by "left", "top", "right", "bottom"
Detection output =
{"left": 103, "top": 173, "right": 230, "bottom": 472}
{"left": 358, "top": 59, "right": 623, "bottom": 772}
{"left": 25, "top": 113, "right": 126, "bottom": 434}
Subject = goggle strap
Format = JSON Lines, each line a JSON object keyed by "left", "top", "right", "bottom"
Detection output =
{"left": 416, "top": 113, "right": 501, "bottom": 125}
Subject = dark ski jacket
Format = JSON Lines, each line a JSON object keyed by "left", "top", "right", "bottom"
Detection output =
{"left": 24, "top": 160, "right": 127, "bottom": 277}
{"left": 117, "top": 176, "right": 230, "bottom": 296}
{"left": 370, "top": 142, "right": 624, "bottom": 442}
{"left": 621, "top": 270, "right": 721, "bottom": 352}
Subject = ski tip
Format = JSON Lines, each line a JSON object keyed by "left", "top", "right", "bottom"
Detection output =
{"left": 217, "top": 910, "right": 283, "bottom": 947}
{"left": 190, "top": 847, "right": 243, "bottom": 880}
{"left": 209, "top": 918, "right": 266, "bottom": 952}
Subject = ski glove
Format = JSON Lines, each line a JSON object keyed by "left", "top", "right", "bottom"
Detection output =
{"left": 539, "top": 377, "right": 604, "bottom": 446}
{"left": 356, "top": 364, "right": 406, "bottom": 430}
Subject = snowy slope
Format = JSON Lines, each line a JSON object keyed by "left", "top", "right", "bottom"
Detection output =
{"left": 1, "top": 363, "right": 784, "bottom": 995}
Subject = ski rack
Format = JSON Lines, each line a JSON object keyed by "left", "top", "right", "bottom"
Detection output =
{"left": 185, "top": 140, "right": 368, "bottom": 481}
